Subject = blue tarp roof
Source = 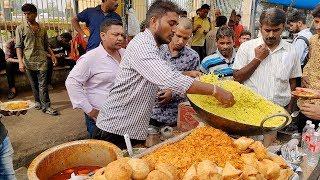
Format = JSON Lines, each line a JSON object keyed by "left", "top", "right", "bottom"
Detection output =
{"left": 267, "top": 0, "right": 320, "bottom": 10}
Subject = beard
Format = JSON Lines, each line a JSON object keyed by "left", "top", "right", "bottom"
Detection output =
{"left": 154, "top": 30, "right": 171, "bottom": 45}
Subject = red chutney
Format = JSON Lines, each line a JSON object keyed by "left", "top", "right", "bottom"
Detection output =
{"left": 49, "top": 166, "right": 101, "bottom": 180}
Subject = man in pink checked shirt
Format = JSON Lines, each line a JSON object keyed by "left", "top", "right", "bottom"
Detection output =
{"left": 65, "top": 19, "right": 125, "bottom": 137}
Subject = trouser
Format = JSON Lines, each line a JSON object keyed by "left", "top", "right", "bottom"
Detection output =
{"left": 0, "top": 137, "right": 16, "bottom": 180}
{"left": 191, "top": 46, "right": 206, "bottom": 62}
{"left": 84, "top": 113, "right": 96, "bottom": 138}
{"left": 5, "top": 62, "right": 19, "bottom": 89}
{"left": 25, "top": 69, "right": 51, "bottom": 109}
{"left": 47, "top": 59, "right": 53, "bottom": 85}
{"left": 92, "top": 126, "right": 145, "bottom": 149}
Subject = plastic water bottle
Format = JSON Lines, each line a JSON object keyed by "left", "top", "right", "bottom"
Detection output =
{"left": 307, "top": 132, "right": 320, "bottom": 166}
{"left": 302, "top": 122, "right": 314, "bottom": 150}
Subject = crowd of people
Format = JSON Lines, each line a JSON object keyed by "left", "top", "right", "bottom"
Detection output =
{"left": 1, "top": 0, "right": 320, "bottom": 178}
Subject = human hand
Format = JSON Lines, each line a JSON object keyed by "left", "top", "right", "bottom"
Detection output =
{"left": 19, "top": 61, "right": 25, "bottom": 72}
{"left": 213, "top": 85, "right": 235, "bottom": 107}
{"left": 157, "top": 89, "right": 172, "bottom": 105}
{"left": 292, "top": 87, "right": 320, "bottom": 99}
{"left": 183, "top": 71, "right": 202, "bottom": 78}
{"left": 300, "top": 103, "right": 320, "bottom": 120}
{"left": 87, "top": 108, "right": 99, "bottom": 121}
{"left": 52, "top": 56, "right": 58, "bottom": 66}
{"left": 301, "top": 76, "right": 310, "bottom": 88}
{"left": 254, "top": 44, "right": 269, "bottom": 61}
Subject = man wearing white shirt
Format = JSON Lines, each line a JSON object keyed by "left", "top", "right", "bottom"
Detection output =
{"left": 287, "top": 10, "right": 313, "bottom": 67}
{"left": 66, "top": 19, "right": 125, "bottom": 137}
{"left": 233, "top": 8, "right": 302, "bottom": 112}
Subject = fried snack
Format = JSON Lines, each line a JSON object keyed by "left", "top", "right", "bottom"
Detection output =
{"left": 241, "top": 153, "right": 259, "bottom": 169}
{"left": 155, "top": 163, "right": 178, "bottom": 179}
{"left": 249, "top": 141, "right": 268, "bottom": 160}
{"left": 183, "top": 164, "right": 197, "bottom": 180}
{"left": 261, "top": 159, "right": 280, "bottom": 179}
{"left": 242, "top": 164, "right": 258, "bottom": 178}
{"left": 143, "top": 127, "right": 242, "bottom": 178}
{"left": 269, "top": 154, "right": 288, "bottom": 168}
{"left": 146, "top": 170, "right": 172, "bottom": 180}
{"left": 105, "top": 159, "right": 132, "bottom": 180}
{"left": 277, "top": 168, "right": 294, "bottom": 180}
{"left": 127, "top": 158, "right": 150, "bottom": 179}
{"left": 197, "top": 160, "right": 219, "bottom": 180}
{"left": 93, "top": 167, "right": 107, "bottom": 180}
{"left": 234, "top": 137, "right": 254, "bottom": 152}
{"left": 187, "top": 74, "right": 288, "bottom": 127}
{"left": 222, "top": 162, "right": 242, "bottom": 180}
{"left": 5, "top": 101, "right": 29, "bottom": 110}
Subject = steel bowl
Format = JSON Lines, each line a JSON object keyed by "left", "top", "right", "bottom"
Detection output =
{"left": 188, "top": 98, "right": 292, "bottom": 136}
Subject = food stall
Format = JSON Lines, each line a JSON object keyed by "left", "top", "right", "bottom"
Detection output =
{"left": 21, "top": 74, "right": 318, "bottom": 179}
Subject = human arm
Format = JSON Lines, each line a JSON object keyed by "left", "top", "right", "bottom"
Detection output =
{"left": 4, "top": 40, "right": 19, "bottom": 63}
{"left": 48, "top": 47, "right": 57, "bottom": 66}
{"left": 65, "top": 57, "right": 98, "bottom": 119}
{"left": 71, "top": 9, "right": 89, "bottom": 39}
{"left": 130, "top": 44, "right": 235, "bottom": 107}
{"left": 15, "top": 27, "right": 25, "bottom": 72}
{"left": 233, "top": 44, "right": 269, "bottom": 83}
{"left": 286, "top": 78, "right": 297, "bottom": 113}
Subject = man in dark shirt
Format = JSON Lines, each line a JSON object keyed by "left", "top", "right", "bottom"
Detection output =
{"left": 71, "top": 0, "right": 121, "bottom": 51}
{"left": 47, "top": 32, "right": 73, "bottom": 87}
{"left": 4, "top": 38, "right": 19, "bottom": 99}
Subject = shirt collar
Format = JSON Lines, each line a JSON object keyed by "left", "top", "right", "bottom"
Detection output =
{"left": 216, "top": 48, "right": 236, "bottom": 62}
{"left": 257, "top": 36, "right": 287, "bottom": 53}
{"left": 298, "top": 28, "right": 311, "bottom": 36}
{"left": 96, "top": 43, "right": 121, "bottom": 61}
{"left": 163, "top": 44, "right": 186, "bottom": 59}
{"left": 144, "top": 28, "right": 158, "bottom": 48}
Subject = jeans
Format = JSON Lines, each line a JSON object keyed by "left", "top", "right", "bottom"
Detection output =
{"left": 84, "top": 113, "right": 96, "bottom": 138}
{"left": 47, "top": 59, "right": 53, "bottom": 85}
{"left": 25, "top": 69, "right": 51, "bottom": 109}
{"left": 0, "top": 137, "right": 16, "bottom": 180}
{"left": 5, "top": 62, "right": 19, "bottom": 89}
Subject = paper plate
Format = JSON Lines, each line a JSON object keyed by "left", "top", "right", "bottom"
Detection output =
{"left": 0, "top": 100, "right": 35, "bottom": 112}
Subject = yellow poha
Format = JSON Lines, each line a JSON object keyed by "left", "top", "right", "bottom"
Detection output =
{"left": 187, "top": 74, "right": 288, "bottom": 127}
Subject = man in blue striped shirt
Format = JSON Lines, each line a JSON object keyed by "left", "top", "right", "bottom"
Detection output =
{"left": 200, "top": 26, "right": 236, "bottom": 78}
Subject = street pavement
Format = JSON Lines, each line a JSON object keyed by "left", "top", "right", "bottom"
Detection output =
{"left": 0, "top": 84, "right": 87, "bottom": 173}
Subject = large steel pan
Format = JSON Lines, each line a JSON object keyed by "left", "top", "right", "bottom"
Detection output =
{"left": 188, "top": 98, "right": 292, "bottom": 136}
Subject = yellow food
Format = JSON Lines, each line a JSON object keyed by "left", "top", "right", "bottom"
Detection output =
{"left": 5, "top": 101, "right": 29, "bottom": 110}
{"left": 187, "top": 74, "right": 288, "bottom": 127}
{"left": 142, "top": 126, "right": 243, "bottom": 178}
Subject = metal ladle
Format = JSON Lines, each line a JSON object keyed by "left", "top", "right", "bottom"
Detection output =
{"left": 291, "top": 110, "right": 300, "bottom": 118}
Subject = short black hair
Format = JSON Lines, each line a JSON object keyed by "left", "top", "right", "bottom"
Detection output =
{"left": 236, "top": 14, "right": 241, "bottom": 18}
{"left": 287, "top": 10, "right": 307, "bottom": 24}
{"left": 216, "top": 16, "right": 227, "bottom": 27}
{"left": 201, "top": 4, "right": 210, "bottom": 10}
{"left": 100, "top": 19, "right": 123, "bottom": 33}
{"left": 146, "top": 0, "right": 181, "bottom": 28}
{"left": 21, "top": 3, "right": 37, "bottom": 13}
{"left": 312, "top": 4, "right": 320, "bottom": 18}
{"left": 240, "top": 30, "right": 251, "bottom": 37}
{"left": 180, "top": 10, "right": 188, "bottom": 16}
{"left": 60, "top": 32, "right": 73, "bottom": 42}
{"left": 216, "top": 26, "right": 235, "bottom": 41}
{"left": 259, "top": 8, "right": 286, "bottom": 26}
